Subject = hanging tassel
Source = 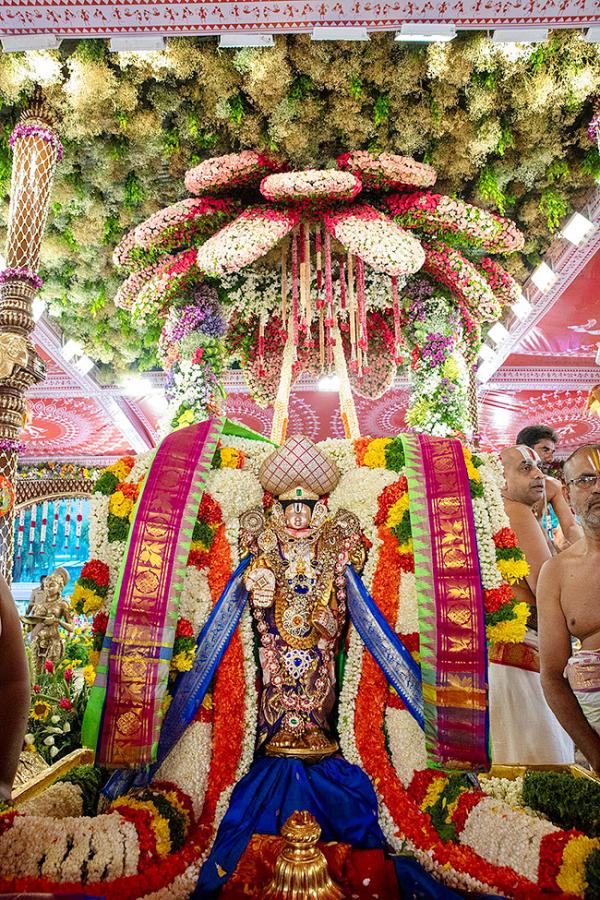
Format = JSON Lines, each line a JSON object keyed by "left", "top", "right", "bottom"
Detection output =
{"left": 258, "top": 318, "right": 266, "bottom": 377}
{"left": 64, "top": 498, "right": 71, "bottom": 550}
{"left": 28, "top": 504, "right": 36, "bottom": 556}
{"left": 40, "top": 500, "right": 48, "bottom": 555}
{"left": 339, "top": 257, "right": 346, "bottom": 311}
{"left": 52, "top": 501, "right": 59, "bottom": 547}
{"left": 355, "top": 255, "right": 368, "bottom": 371}
{"left": 315, "top": 226, "right": 323, "bottom": 292}
{"left": 391, "top": 276, "right": 402, "bottom": 364}
{"left": 291, "top": 227, "right": 299, "bottom": 357}
{"left": 281, "top": 242, "right": 288, "bottom": 328}
{"left": 75, "top": 498, "right": 83, "bottom": 551}
{"left": 324, "top": 230, "right": 335, "bottom": 371}
{"left": 347, "top": 252, "right": 356, "bottom": 364}
{"left": 16, "top": 508, "right": 24, "bottom": 559}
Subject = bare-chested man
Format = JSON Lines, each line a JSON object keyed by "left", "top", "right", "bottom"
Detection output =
{"left": 538, "top": 444, "right": 600, "bottom": 772}
{"left": 488, "top": 445, "right": 574, "bottom": 764}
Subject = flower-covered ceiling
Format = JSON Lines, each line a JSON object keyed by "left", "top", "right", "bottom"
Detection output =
{"left": 1, "top": 31, "right": 600, "bottom": 375}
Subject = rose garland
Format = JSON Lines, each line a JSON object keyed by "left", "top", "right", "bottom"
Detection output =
{"left": 323, "top": 203, "right": 425, "bottom": 276}
{"left": 260, "top": 169, "right": 362, "bottom": 203}
{"left": 185, "top": 151, "right": 283, "bottom": 197}
{"left": 422, "top": 241, "right": 501, "bottom": 323}
{"left": 337, "top": 150, "right": 437, "bottom": 191}
{"left": 388, "top": 192, "right": 524, "bottom": 254}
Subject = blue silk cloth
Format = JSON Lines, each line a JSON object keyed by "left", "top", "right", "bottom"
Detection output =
{"left": 193, "top": 756, "right": 486, "bottom": 900}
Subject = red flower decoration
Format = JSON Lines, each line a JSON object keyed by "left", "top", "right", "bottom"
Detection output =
{"left": 484, "top": 584, "right": 514, "bottom": 613}
{"left": 63, "top": 668, "right": 73, "bottom": 682}
{"left": 81, "top": 559, "right": 110, "bottom": 587}
{"left": 44, "top": 660, "right": 54, "bottom": 674}
{"left": 493, "top": 528, "right": 518, "bottom": 549}
{"left": 92, "top": 610, "right": 109, "bottom": 634}
{"left": 198, "top": 492, "right": 222, "bottom": 525}
{"left": 176, "top": 618, "right": 194, "bottom": 638}
{"left": 33, "top": 684, "right": 40, "bottom": 694}
{"left": 59, "top": 697, "right": 73, "bottom": 711}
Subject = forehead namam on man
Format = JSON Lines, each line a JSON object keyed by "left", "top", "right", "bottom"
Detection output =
{"left": 563, "top": 445, "right": 600, "bottom": 482}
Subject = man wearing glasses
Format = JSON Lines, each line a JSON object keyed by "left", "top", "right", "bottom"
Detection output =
{"left": 538, "top": 444, "right": 600, "bottom": 772}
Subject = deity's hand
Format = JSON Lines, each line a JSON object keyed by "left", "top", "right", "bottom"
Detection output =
{"left": 245, "top": 566, "right": 276, "bottom": 609}
{"left": 312, "top": 605, "right": 337, "bottom": 640}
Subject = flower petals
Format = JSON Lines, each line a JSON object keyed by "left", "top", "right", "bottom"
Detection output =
{"left": 197, "top": 207, "right": 300, "bottom": 276}
{"left": 324, "top": 204, "right": 425, "bottom": 277}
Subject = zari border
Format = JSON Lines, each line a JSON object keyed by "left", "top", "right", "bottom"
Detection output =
{"left": 401, "top": 433, "right": 489, "bottom": 771}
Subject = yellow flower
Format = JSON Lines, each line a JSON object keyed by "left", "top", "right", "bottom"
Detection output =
{"left": 109, "top": 490, "right": 133, "bottom": 518}
{"left": 161, "top": 693, "right": 173, "bottom": 716}
{"left": 486, "top": 602, "right": 529, "bottom": 644}
{"left": 556, "top": 835, "right": 600, "bottom": 895}
{"left": 386, "top": 493, "right": 410, "bottom": 529}
{"left": 443, "top": 357, "right": 460, "bottom": 381}
{"left": 83, "top": 665, "right": 96, "bottom": 687}
{"left": 171, "top": 649, "right": 194, "bottom": 673}
{"left": 220, "top": 447, "right": 242, "bottom": 468}
{"left": 108, "top": 461, "right": 129, "bottom": 482}
{"left": 497, "top": 557, "right": 529, "bottom": 585}
{"left": 89, "top": 650, "right": 100, "bottom": 669}
{"left": 176, "top": 409, "right": 195, "bottom": 428}
{"left": 73, "top": 584, "right": 104, "bottom": 615}
{"left": 397, "top": 538, "right": 414, "bottom": 555}
{"left": 363, "top": 438, "right": 391, "bottom": 469}
{"left": 31, "top": 700, "right": 51, "bottom": 720}
{"left": 420, "top": 776, "right": 448, "bottom": 811}
{"left": 462, "top": 447, "right": 481, "bottom": 482}
{"left": 111, "top": 797, "right": 172, "bottom": 857}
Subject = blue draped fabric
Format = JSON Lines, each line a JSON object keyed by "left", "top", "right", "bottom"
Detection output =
{"left": 346, "top": 565, "right": 424, "bottom": 728}
{"left": 101, "top": 557, "right": 251, "bottom": 801}
{"left": 193, "top": 756, "right": 386, "bottom": 898}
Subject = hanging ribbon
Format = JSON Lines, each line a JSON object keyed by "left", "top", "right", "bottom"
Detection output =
{"left": 40, "top": 500, "right": 48, "bottom": 555}
{"left": 391, "top": 276, "right": 402, "bottom": 364}
{"left": 64, "top": 498, "right": 71, "bottom": 550}
{"left": 324, "top": 229, "right": 334, "bottom": 371}
{"left": 280, "top": 242, "right": 288, "bottom": 329}
{"left": 16, "top": 508, "right": 25, "bottom": 559}
{"left": 355, "top": 255, "right": 368, "bottom": 372}
{"left": 347, "top": 252, "right": 357, "bottom": 363}
{"left": 339, "top": 257, "right": 347, "bottom": 310}
{"left": 28, "top": 504, "right": 36, "bottom": 555}
{"left": 75, "top": 498, "right": 84, "bottom": 551}
{"left": 52, "top": 501, "right": 59, "bottom": 547}
{"left": 291, "top": 227, "right": 299, "bottom": 357}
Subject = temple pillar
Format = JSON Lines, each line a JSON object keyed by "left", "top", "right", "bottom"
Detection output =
{"left": 0, "top": 90, "right": 62, "bottom": 580}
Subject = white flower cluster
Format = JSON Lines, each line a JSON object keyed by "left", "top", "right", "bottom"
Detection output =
{"left": 205, "top": 469, "right": 263, "bottom": 523}
{"left": 329, "top": 468, "right": 396, "bottom": 530}
{"left": 141, "top": 861, "right": 204, "bottom": 900}
{"left": 178, "top": 566, "right": 212, "bottom": 636}
{"left": 385, "top": 706, "right": 427, "bottom": 785}
{"left": 396, "top": 570, "right": 418, "bottom": 634}
{"left": 479, "top": 775, "right": 549, "bottom": 820}
{"left": 315, "top": 438, "right": 358, "bottom": 474}
{"left": 220, "top": 434, "right": 275, "bottom": 475}
{"left": 471, "top": 495, "right": 503, "bottom": 590}
{"left": 0, "top": 812, "right": 139, "bottom": 882}
{"left": 331, "top": 213, "right": 425, "bottom": 277}
{"left": 478, "top": 454, "right": 509, "bottom": 536}
{"left": 20, "top": 781, "right": 84, "bottom": 818}
{"left": 459, "top": 796, "right": 559, "bottom": 883}
{"left": 156, "top": 720, "right": 213, "bottom": 817}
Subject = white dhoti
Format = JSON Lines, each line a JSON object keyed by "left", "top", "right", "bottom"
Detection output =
{"left": 489, "top": 630, "right": 574, "bottom": 765}
{"left": 565, "top": 649, "right": 600, "bottom": 734}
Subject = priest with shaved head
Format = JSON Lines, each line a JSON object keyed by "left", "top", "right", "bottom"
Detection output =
{"left": 488, "top": 444, "right": 574, "bottom": 765}
{"left": 538, "top": 444, "right": 600, "bottom": 772}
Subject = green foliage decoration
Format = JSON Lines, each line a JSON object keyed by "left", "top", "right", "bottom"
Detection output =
{"left": 0, "top": 30, "right": 597, "bottom": 376}
{"left": 522, "top": 770, "right": 600, "bottom": 836}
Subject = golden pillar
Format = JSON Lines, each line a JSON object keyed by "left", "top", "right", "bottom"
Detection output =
{"left": 0, "top": 91, "right": 61, "bottom": 579}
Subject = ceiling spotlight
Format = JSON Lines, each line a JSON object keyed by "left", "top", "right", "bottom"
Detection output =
{"left": 219, "top": 33, "right": 274, "bottom": 48}
{"left": 1, "top": 35, "right": 61, "bottom": 52}
{"left": 61, "top": 339, "right": 82, "bottom": 361}
{"left": 488, "top": 322, "right": 510, "bottom": 345}
{"left": 492, "top": 28, "right": 548, "bottom": 43}
{"left": 561, "top": 211, "right": 595, "bottom": 246}
{"left": 74, "top": 355, "right": 94, "bottom": 375}
{"left": 109, "top": 36, "right": 166, "bottom": 52}
{"left": 478, "top": 343, "right": 496, "bottom": 362}
{"left": 511, "top": 294, "right": 533, "bottom": 320}
{"left": 121, "top": 375, "right": 152, "bottom": 396}
{"left": 311, "top": 27, "right": 369, "bottom": 41}
{"left": 530, "top": 261, "right": 557, "bottom": 293}
{"left": 32, "top": 297, "right": 46, "bottom": 323}
{"left": 317, "top": 374, "right": 341, "bottom": 392}
{"left": 395, "top": 24, "right": 456, "bottom": 42}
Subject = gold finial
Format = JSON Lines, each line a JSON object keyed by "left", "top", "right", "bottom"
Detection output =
{"left": 20, "top": 86, "right": 55, "bottom": 129}
{"left": 264, "top": 810, "right": 344, "bottom": 900}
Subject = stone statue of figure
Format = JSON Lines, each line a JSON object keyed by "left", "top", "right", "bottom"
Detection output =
{"left": 25, "top": 567, "right": 73, "bottom": 676}
{"left": 240, "top": 485, "right": 365, "bottom": 762}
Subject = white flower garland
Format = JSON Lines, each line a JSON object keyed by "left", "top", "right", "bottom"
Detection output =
{"left": 178, "top": 566, "right": 212, "bottom": 636}
{"left": 205, "top": 468, "right": 263, "bottom": 523}
{"left": 459, "top": 797, "right": 559, "bottom": 883}
{"left": 20, "top": 781, "right": 83, "bottom": 818}
{"left": 385, "top": 707, "right": 427, "bottom": 785}
{"left": 220, "top": 434, "right": 274, "bottom": 475}
{"left": 471, "top": 494, "right": 503, "bottom": 590}
{"left": 396, "top": 570, "right": 418, "bottom": 634}
{"left": 156, "top": 720, "right": 213, "bottom": 817}
{"left": 316, "top": 438, "right": 359, "bottom": 475}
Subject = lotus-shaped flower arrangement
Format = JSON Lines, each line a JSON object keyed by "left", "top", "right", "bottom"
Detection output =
{"left": 114, "top": 149, "right": 524, "bottom": 411}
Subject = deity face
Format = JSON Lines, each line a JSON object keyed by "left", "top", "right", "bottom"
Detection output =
{"left": 283, "top": 501, "right": 312, "bottom": 531}
{"left": 44, "top": 574, "right": 63, "bottom": 599}
{"left": 565, "top": 447, "right": 600, "bottom": 531}
{"left": 501, "top": 447, "right": 545, "bottom": 508}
